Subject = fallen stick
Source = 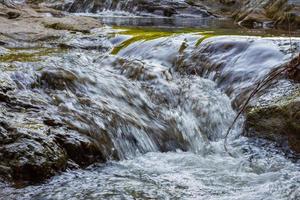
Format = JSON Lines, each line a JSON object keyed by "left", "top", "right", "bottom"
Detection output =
{"left": 224, "top": 53, "right": 300, "bottom": 156}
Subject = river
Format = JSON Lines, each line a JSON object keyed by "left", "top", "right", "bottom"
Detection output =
{"left": 0, "top": 12, "right": 300, "bottom": 200}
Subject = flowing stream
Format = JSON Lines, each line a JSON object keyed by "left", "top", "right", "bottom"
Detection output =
{"left": 0, "top": 13, "right": 300, "bottom": 200}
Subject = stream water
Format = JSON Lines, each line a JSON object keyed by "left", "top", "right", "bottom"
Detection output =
{"left": 1, "top": 13, "right": 300, "bottom": 200}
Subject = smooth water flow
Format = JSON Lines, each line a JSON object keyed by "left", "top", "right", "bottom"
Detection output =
{"left": 1, "top": 19, "right": 300, "bottom": 200}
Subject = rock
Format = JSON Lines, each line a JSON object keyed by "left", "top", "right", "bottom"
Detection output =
{"left": 245, "top": 87, "right": 300, "bottom": 154}
{"left": 42, "top": 16, "right": 102, "bottom": 33}
{"left": 6, "top": 11, "right": 20, "bottom": 19}
{"left": 57, "top": 31, "right": 113, "bottom": 51}
{"left": 0, "top": 123, "right": 68, "bottom": 186}
{"left": 40, "top": 68, "right": 79, "bottom": 90}
{"left": 0, "top": 72, "right": 17, "bottom": 93}
{"left": 0, "top": 3, "right": 102, "bottom": 46}
{"left": 53, "top": 130, "right": 107, "bottom": 167}
{"left": 234, "top": 0, "right": 300, "bottom": 28}
{"left": 287, "top": 53, "right": 300, "bottom": 82}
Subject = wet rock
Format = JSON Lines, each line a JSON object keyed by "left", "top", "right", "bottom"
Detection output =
{"left": 57, "top": 28, "right": 114, "bottom": 51}
{"left": 53, "top": 130, "right": 107, "bottom": 167}
{"left": 40, "top": 68, "right": 79, "bottom": 90}
{"left": 0, "top": 73, "right": 17, "bottom": 93}
{"left": 0, "top": 123, "right": 68, "bottom": 185}
{"left": 245, "top": 87, "right": 300, "bottom": 154}
{"left": 6, "top": 10, "right": 20, "bottom": 19}
{"left": 186, "top": 0, "right": 240, "bottom": 17}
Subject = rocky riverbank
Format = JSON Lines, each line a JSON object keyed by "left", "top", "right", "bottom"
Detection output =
{"left": 0, "top": 2, "right": 112, "bottom": 186}
{"left": 28, "top": 0, "right": 300, "bottom": 28}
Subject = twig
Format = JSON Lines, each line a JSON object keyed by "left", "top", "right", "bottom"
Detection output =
{"left": 224, "top": 8, "right": 300, "bottom": 156}
{"left": 224, "top": 65, "right": 289, "bottom": 156}
{"left": 224, "top": 54, "right": 300, "bottom": 156}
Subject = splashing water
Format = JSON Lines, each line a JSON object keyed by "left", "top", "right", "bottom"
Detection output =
{"left": 0, "top": 26, "right": 300, "bottom": 199}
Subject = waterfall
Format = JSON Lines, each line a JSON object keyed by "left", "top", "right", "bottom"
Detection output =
{"left": 67, "top": 0, "right": 213, "bottom": 18}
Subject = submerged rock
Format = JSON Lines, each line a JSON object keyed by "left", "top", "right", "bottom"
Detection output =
{"left": 0, "top": 47, "right": 9, "bottom": 56}
{"left": 176, "top": 36, "right": 300, "bottom": 107}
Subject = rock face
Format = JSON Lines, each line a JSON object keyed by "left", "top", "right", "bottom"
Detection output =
{"left": 0, "top": 123, "right": 68, "bottom": 185}
{"left": 0, "top": 67, "right": 112, "bottom": 186}
{"left": 233, "top": 0, "right": 300, "bottom": 28}
{"left": 245, "top": 87, "right": 300, "bottom": 154}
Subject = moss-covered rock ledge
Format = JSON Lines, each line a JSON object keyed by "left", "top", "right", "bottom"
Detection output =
{"left": 245, "top": 88, "right": 300, "bottom": 154}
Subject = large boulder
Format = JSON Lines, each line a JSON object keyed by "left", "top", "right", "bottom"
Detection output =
{"left": 0, "top": 52, "right": 114, "bottom": 186}
{"left": 0, "top": 3, "right": 103, "bottom": 46}
{"left": 0, "top": 122, "right": 68, "bottom": 186}
{"left": 245, "top": 86, "right": 300, "bottom": 154}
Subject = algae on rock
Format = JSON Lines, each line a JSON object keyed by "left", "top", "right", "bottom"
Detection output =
{"left": 245, "top": 88, "right": 300, "bottom": 154}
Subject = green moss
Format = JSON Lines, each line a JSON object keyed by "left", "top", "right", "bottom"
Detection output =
{"left": 248, "top": 90, "right": 300, "bottom": 117}
{"left": 195, "top": 32, "right": 216, "bottom": 46}
{"left": 111, "top": 27, "right": 178, "bottom": 54}
{"left": 111, "top": 26, "right": 297, "bottom": 54}
{"left": 245, "top": 89, "right": 300, "bottom": 148}
{"left": 0, "top": 48, "right": 66, "bottom": 63}
{"left": 111, "top": 27, "right": 222, "bottom": 54}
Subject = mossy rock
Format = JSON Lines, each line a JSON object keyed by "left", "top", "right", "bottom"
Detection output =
{"left": 0, "top": 48, "right": 63, "bottom": 63}
{"left": 245, "top": 90, "right": 300, "bottom": 154}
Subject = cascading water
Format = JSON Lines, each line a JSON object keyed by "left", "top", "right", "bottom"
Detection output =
{"left": 67, "top": 0, "right": 213, "bottom": 18}
{"left": 1, "top": 25, "right": 300, "bottom": 199}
